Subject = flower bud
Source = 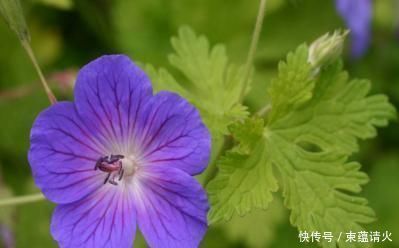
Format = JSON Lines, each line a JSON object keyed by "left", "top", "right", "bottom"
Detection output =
{"left": 308, "top": 30, "right": 348, "bottom": 69}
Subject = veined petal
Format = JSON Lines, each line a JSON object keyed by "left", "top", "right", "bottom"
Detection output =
{"left": 29, "top": 102, "right": 107, "bottom": 204}
{"left": 74, "top": 55, "right": 152, "bottom": 150}
{"left": 136, "top": 92, "right": 211, "bottom": 175}
{"left": 51, "top": 185, "right": 136, "bottom": 248}
{"left": 28, "top": 54, "right": 212, "bottom": 248}
{"left": 135, "top": 166, "right": 208, "bottom": 248}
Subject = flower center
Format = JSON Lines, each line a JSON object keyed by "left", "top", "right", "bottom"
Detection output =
{"left": 95, "top": 154, "right": 139, "bottom": 186}
{"left": 121, "top": 155, "right": 139, "bottom": 177}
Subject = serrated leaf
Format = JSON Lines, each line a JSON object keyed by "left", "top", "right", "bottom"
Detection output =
{"left": 144, "top": 64, "right": 187, "bottom": 98}
{"left": 207, "top": 118, "right": 278, "bottom": 223}
{"left": 270, "top": 61, "right": 396, "bottom": 154}
{"left": 145, "top": 26, "right": 249, "bottom": 137}
{"left": 267, "top": 45, "right": 315, "bottom": 123}
{"left": 208, "top": 43, "right": 396, "bottom": 248}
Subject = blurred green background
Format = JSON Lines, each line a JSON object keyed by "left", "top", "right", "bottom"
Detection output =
{"left": 0, "top": 0, "right": 398, "bottom": 247}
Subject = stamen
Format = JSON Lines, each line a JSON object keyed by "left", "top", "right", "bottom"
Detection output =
{"left": 95, "top": 154, "right": 125, "bottom": 186}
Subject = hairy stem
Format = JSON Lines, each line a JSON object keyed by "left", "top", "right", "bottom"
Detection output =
{"left": 0, "top": 193, "right": 45, "bottom": 207}
{"left": 21, "top": 40, "right": 57, "bottom": 104}
{"left": 240, "top": 0, "right": 267, "bottom": 101}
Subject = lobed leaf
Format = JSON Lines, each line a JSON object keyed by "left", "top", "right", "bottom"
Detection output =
{"left": 145, "top": 26, "right": 249, "bottom": 138}
{"left": 267, "top": 45, "right": 315, "bottom": 123}
{"left": 208, "top": 43, "right": 396, "bottom": 248}
{"left": 208, "top": 118, "right": 278, "bottom": 223}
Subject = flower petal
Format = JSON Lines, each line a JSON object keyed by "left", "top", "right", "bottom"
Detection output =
{"left": 336, "top": 0, "right": 372, "bottom": 58}
{"left": 74, "top": 55, "right": 153, "bottom": 149}
{"left": 29, "top": 102, "right": 106, "bottom": 204}
{"left": 136, "top": 92, "right": 211, "bottom": 175}
{"left": 51, "top": 185, "right": 136, "bottom": 248}
{"left": 135, "top": 166, "right": 209, "bottom": 248}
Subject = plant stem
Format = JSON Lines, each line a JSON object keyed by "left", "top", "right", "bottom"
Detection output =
{"left": 203, "top": 139, "right": 224, "bottom": 186}
{"left": 0, "top": 193, "right": 45, "bottom": 207}
{"left": 256, "top": 103, "right": 272, "bottom": 117}
{"left": 203, "top": 135, "right": 232, "bottom": 187}
{"left": 240, "top": 0, "right": 267, "bottom": 101}
{"left": 21, "top": 40, "right": 57, "bottom": 104}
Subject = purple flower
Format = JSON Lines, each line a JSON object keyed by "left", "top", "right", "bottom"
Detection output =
{"left": 336, "top": 0, "right": 372, "bottom": 58}
{"left": 28, "top": 55, "right": 211, "bottom": 247}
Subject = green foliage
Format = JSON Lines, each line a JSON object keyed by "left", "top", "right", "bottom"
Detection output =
{"left": 208, "top": 44, "right": 396, "bottom": 248}
{"left": 0, "top": 0, "right": 396, "bottom": 247}
{"left": 16, "top": 201, "right": 55, "bottom": 247}
{"left": 35, "top": 0, "right": 73, "bottom": 10}
{"left": 112, "top": 0, "right": 262, "bottom": 65}
{"left": 0, "top": 172, "right": 14, "bottom": 229}
{"left": 0, "top": 91, "right": 48, "bottom": 155}
{"left": 223, "top": 198, "right": 285, "bottom": 248}
{"left": 364, "top": 156, "right": 399, "bottom": 247}
{"left": 207, "top": 117, "right": 278, "bottom": 222}
{"left": 267, "top": 45, "right": 314, "bottom": 123}
{"left": 145, "top": 27, "right": 249, "bottom": 138}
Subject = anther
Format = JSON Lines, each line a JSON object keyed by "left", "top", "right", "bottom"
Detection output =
{"left": 95, "top": 154, "right": 125, "bottom": 186}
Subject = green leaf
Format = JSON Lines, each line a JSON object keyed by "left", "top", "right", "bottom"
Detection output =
{"left": 208, "top": 43, "right": 396, "bottom": 248}
{"left": 207, "top": 118, "right": 278, "bottom": 223}
{"left": 267, "top": 45, "right": 315, "bottom": 123}
{"left": 145, "top": 26, "right": 249, "bottom": 137}
{"left": 269, "top": 61, "right": 396, "bottom": 154}
{"left": 144, "top": 64, "right": 187, "bottom": 98}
